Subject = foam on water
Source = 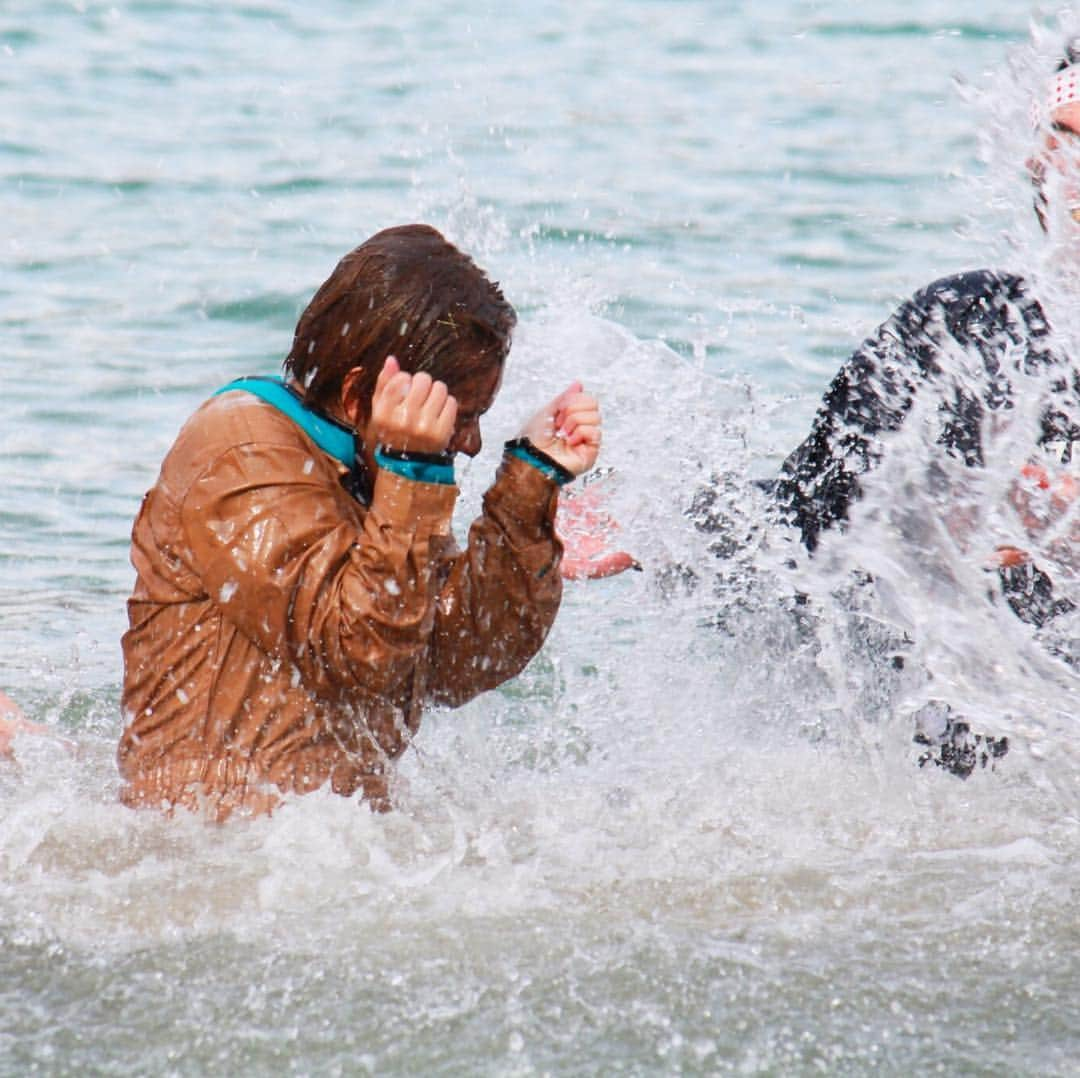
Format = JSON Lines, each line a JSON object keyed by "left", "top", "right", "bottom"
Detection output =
{"left": 3, "top": 300, "right": 1079, "bottom": 1073}
{"left": 3, "top": 1, "right": 1080, "bottom": 1073}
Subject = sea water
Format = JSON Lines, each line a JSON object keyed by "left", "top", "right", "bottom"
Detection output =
{"left": 2, "top": 1, "right": 1078, "bottom": 1074}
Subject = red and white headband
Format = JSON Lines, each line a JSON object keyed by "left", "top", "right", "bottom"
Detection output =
{"left": 1034, "top": 62, "right": 1080, "bottom": 128}
{"left": 1048, "top": 62, "right": 1080, "bottom": 112}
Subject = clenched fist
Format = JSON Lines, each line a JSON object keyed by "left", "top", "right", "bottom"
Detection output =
{"left": 369, "top": 356, "right": 458, "bottom": 455}
{"left": 519, "top": 381, "right": 601, "bottom": 478}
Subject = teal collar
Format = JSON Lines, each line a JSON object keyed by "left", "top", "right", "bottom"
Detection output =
{"left": 214, "top": 376, "right": 357, "bottom": 469}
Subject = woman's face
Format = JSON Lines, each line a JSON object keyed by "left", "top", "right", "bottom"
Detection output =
{"left": 444, "top": 351, "right": 505, "bottom": 457}
{"left": 1032, "top": 102, "right": 1080, "bottom": 245}
{"left": 340, "top": 346, "right": 506, "bottom": 476}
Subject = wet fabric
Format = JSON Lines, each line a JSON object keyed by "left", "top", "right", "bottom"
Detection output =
{"left": 118, "top": 389, "right": 563, "bottom": 820}
{"left": 213, "top": 376, "right": 357, "bottom": 468}
{"left": 774, "top": 269, "right": 1080, "bottom": 553}
{"left": 772, "top": 270, "right": 1080, "bottom": 630}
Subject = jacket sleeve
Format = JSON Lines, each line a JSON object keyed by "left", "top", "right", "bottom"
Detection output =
{"left": 774, "top": 271, "right": 1039, "bottom": 551}
{"left": 179, "top": 442, "right": 458, "bottom": 701}
{"left": 774, "top": 289, "right": 933, "bottom": 551}
{"left": 424, "top": 452, "right": 564, "bottom": 708}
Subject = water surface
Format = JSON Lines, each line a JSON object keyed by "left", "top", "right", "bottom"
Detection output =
{"left": 2, "top": 2, "right": 1078, "bottom": 1074}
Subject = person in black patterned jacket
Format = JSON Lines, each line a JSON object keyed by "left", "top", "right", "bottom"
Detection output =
{"left": 775, "top": 34, "right": 1080, "bottom": 618}
{"left": 774, "top": 268, "right": 1079, "bottom": 627}
{"left": 760, "top": 44, "right": 1080, "bottom": 774}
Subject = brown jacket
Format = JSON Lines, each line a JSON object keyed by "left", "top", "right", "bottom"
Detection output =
{"left": 118, "top": 389, "right": 563, "bottom": 819}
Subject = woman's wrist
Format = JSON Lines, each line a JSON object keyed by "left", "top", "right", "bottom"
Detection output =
{"left": 504, "top": 438, "right": 575, "bottom": 486}
{"left": 374, "top": 445, "right": 455, "bottom": 486}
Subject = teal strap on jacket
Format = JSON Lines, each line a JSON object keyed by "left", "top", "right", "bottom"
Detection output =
{"left": 214, "top": 376, "right": 356, "bottom": 469}
{"left": 504, "top": 438, "right": 575, "bottom": 486}
{"left": 374, "top": 447, "right": 455, "bottom": 486}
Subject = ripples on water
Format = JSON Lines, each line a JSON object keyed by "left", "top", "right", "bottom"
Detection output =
{"left": 2, "top": 2, "right": 1079, "bottom": 1074}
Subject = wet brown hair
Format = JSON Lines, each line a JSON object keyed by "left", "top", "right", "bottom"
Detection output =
{"left": 284, "top": 224, "right": 516, "bottom": 412}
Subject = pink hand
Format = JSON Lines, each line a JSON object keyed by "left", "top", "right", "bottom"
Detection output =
{"left": 555, "top": 484, "right": 640, "bottom": 581}
{"left": 521, "top": 381, "right": 602, "bottom": 477}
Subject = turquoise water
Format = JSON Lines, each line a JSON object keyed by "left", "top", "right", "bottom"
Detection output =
{"left": 3, "top": 2, "right": 1079, "bottom": 1075}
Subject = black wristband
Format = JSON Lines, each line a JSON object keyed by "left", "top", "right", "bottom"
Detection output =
{"left": 374, "top": 446, "right": 455, "bottom": 466}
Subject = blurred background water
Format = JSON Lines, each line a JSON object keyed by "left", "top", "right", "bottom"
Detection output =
{"left": 2, "top": 1, "right": 1079, "bottom": 1075}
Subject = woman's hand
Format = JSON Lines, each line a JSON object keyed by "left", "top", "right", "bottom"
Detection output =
{"left": 369, "top": 356, "right": 459, "bottom": 454}
{"left": 556, "top": 481, "right": 640, "bottom": 580}
{"left": 0, "top": 691, "right": 76, "bottom": 759}
{"left": 1009, "top": 460, "right": 1079, "bottom": 537}
{"left": 520, "top": 381, "right": 601, "bottom": 477}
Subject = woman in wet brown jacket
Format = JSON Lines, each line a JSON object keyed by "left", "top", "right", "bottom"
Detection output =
{"left": 118, "top": 224, "right": 602, "bottom": 820}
